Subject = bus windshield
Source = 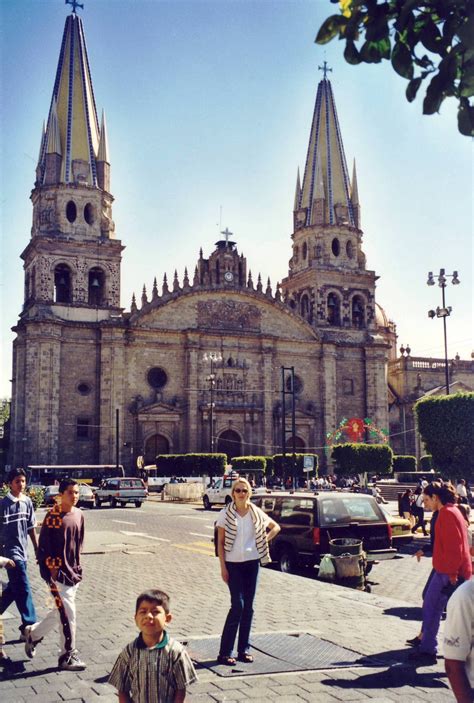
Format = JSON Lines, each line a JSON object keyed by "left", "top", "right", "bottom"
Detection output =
{"left": 27, "top": 465, "right": 125, "bottom": 487}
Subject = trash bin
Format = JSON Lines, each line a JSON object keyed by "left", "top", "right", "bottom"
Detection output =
{"left": 329, "top": 539, "right": 366, "bottom": 590}
{"left": 329, "top": 537, "right": 363, "bottom": 557}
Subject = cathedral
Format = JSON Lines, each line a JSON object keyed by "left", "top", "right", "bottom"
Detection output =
{"left": 10, "top": 9, "right": 398, "bottom": 472}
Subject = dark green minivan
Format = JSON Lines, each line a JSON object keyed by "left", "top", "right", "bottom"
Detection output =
{"left": 252, "top": 491, "right": 396, "bottom": 573}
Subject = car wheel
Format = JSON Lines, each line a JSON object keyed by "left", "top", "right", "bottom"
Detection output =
{"left": 225, "top": 495, "right": 232, "bottom": 505}
{"left": 135, "top": 501, "right": 142, "bottom": 508}
{"left": 203, "top": 496, "right": 212, "bottom": 510}
{"left": 278, "top": 547, "right": 298, "bottom": 574}
{"left": 111, "top": 497, "right": 117, "bottom": 508}
{"left": 120, "top": 501, "right": 126, "bottom": 508}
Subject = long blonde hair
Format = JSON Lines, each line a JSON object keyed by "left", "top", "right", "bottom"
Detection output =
{"left": 231, "top": 477, "right": 252, "bottom": 505}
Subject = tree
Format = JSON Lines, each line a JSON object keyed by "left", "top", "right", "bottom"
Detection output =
{"left": 316, "top": 0, "right": 474, "bottom": 137}
{"left": 415, "top": 392, "right": 474, "bottom": 479}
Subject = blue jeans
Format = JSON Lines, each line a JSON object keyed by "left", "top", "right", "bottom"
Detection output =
{"left": 0, "top": 559, "right": 37, "bottom": 630}
{"left": 420, "top": 571, "right": 449, "bottom": 655}
{"left": 219, "top": 559, "right": 259, "bottom": 657}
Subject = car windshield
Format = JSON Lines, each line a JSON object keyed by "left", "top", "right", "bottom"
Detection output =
{"left": 318, "top": 495, "right": 384, "bottom": 526}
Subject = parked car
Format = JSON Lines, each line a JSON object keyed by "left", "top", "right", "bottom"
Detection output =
{"left": 379, "top": 504, "right": 413, "bottom": 546}
{"left": 43, "top": 483, "right": 95, "bottom": 509}
{"left": 251, "top": 491, "right": 396, "bottom": 573}
{"left": 95, "top": 477, "right": 147, "bottom": 508}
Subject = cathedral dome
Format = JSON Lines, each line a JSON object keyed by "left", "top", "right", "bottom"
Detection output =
{"left": 375, "top": 302, "right": 390, "bottom": 329}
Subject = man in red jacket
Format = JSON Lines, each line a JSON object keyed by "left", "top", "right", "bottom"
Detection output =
{"left": 409, "top": 483, "right": 472, "bottom": 665}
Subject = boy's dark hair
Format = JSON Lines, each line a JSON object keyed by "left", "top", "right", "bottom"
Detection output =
{"left": 135, "top": 589, "right": 170, "bottom": 614}
{"left": 7, "top": 468, "right": 27, "bottom": 483}
{"left": 59, "top": 477, "right": 78, "bottom": 494}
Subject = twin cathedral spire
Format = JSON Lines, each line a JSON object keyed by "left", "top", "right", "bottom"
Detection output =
{"left": 25, "top": 7, "right": 372, "bottom": 333}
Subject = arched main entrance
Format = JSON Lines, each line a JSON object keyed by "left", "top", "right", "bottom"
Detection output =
{"left": 286, "top": 436, "right": 306, "bottom": 451}
{"left": 217, "top": 430, "right": 242, "bottom": 460}
{"left": 144, "top": 433, "right": 170, "bottom": 464}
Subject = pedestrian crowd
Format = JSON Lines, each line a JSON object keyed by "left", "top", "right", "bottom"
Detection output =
{"left": 0, "top": 466, "right": 473, "bottom": 702}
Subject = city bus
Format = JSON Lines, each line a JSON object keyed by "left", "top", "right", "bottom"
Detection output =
{"left": 26, "top": 464, "right": 125, "bottom": 487}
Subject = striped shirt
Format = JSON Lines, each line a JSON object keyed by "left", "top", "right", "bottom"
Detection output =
{"left": 0, "top": 493, "right": 36, "bottom": 561}
{"left": 217, "top": 502, "right": 271, "bottom": 564}
{"left": 109, "top": 633, "right": 197, "bottom": 703}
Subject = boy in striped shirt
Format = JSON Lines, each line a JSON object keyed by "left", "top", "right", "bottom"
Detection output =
{"left": 109, "top": 589, "right": 197, "bottom": 703}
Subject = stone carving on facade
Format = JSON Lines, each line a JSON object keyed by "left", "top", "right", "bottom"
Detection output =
{"left": 197, "top": 300, "right": 261, "bottom": 332}
{"left": 75, "top": 257, "right": 88, "bottom": 302}
{"left": 37, "top": 256, "right": 53, "bottom": 300}
{"left": 105, "top": 261, "right": 120, "bottom": 305}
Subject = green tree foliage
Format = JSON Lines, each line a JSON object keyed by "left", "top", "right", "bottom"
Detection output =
{"left": 331, "top": 443, "right": 393, "bottom": 475}
{"left": 415, "top": 392, "right": 474, "bottom": 479}
{"left": 316, "top": 0, "right": 474, "bottom": 136}
{"left": 230, "top": 456, "right": 267, "bottom": 474}
{"left": 393, "top": 455, "right": 417, "bottom": 472}
{"left": 272, "top": 453, "right": 319, "bottom": 477}
{"left": 155, "top": 453, "right": 227, "bottom": 476}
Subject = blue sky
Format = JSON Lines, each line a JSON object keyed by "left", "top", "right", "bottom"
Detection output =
{"left": 1, "top": 0, "right": 472, "bottom": 397}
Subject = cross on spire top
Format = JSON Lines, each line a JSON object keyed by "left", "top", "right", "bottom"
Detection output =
{"left": 318, "top": 61, "right": 332, "bottom": 80}
{"left": 66, "top": 0, "right": 84, "bottom": 14}
{"left": 221, "top": 227, "right": 233, "bottom": 245}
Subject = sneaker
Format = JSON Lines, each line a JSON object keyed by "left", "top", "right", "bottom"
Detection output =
{"left": 406, "top": 636, "right": 422, "bottom": 647}
{"left": 24, "top": 625, "right": 41, "bottom": 659}
{"left": 58, "top": 650, "right": 87, "bottom": 671}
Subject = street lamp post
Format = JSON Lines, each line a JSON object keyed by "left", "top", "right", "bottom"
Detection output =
{"left": 204, "top": 352, "right": 222, "bottom": 452}
{"left": 427, "top": 269, "right": 460, "bottom": 395}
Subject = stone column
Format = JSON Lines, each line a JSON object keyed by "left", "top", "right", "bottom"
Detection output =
{"left": 365, "top": 343, "right": 389, "bottom": 433}
{"left": 321, "top": 343, "right": 337, "bottom": 472}
{"left": 185, "top": 334, "right": 200, "bottom": 452}
{"left": 99, "top": 327, "right": 125, "bottom": 465}
{"left": 262, "top": 343, "right": 275, "bottom": 455}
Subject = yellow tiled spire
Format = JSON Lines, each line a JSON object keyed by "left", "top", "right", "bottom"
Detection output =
{"left": 297, "top": 74, "right": 356, "bottom": 228}
{"left": 37, "top": 12, "right": 102, "bottom": 187}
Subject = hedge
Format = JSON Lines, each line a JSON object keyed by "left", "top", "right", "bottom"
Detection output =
{"left": 393, "top": 455, "right": 417, "bottom": 473}
{"left": 331, "top": 443, "right": 393, "bottom": 476}
{"left": 230, "top": 456, "right": 267, "bottom": 473}
{"left": 419, "top": 455, "right": 433, "bottom": 471}
{"left": 155, "top": 453, "right": 227, "bottom": 476}
{"left": 415, "top": 392, "right": 474, "bottom": 480}
{"left": 272, "top": 453, "right": 319, "bottom": 478}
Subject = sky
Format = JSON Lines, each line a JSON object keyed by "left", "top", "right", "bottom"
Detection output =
{"left": 0, "top": 0, "right": 472, "bottom": 398}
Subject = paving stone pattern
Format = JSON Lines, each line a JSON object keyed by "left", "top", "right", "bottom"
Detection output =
{"left": 0, "top": 501, "right": 456, "bottom": 702}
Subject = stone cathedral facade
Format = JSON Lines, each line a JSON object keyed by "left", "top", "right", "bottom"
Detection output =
{"left": 10, "top": 11, "right": 397, "bottom": 472}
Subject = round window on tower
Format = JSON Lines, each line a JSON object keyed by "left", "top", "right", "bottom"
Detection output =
{"left": 66, "top": 201, "right": 77, "bottom": 223}
{"left": 285, "top": 374, "right": 304, "bottom": 395}
{"left": 302, "top": 242, "right": 308, "bottom": 259}
{"left": 346, "top": 240, "right": 354, "bottom": 259}
{"left": 77, "top": 382, "right": 92, "bottom": 396}
{"left": 84, "top": 203, "right": 94, "bottom": 225}
{"left": 331, "top": 238, "right": 340, "bottom": 256}
{"left": 147, "top": 367, "right": 168, "bottom": 390}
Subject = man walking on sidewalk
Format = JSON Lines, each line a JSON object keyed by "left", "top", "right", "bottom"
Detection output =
{"left": 24, "top": 478, "right": 86, "bottom": 671}
{"left": 0, "top": 468, "right": 38, "bottom": 640}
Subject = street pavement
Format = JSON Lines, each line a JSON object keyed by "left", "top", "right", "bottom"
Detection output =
{"left": 0, "top": 498, "right": 458, "bottom": 702}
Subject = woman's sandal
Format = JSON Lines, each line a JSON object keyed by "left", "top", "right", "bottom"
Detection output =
{"left": 237, "top": 652, "right": 254, "bottom": 663}
{"left": 217, "top": 655, "right": 236, "bottom": 666}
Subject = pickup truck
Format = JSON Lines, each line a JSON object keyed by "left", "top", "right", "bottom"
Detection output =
{"left": 203, "top": 476, "right": 236, "bottom": 510}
